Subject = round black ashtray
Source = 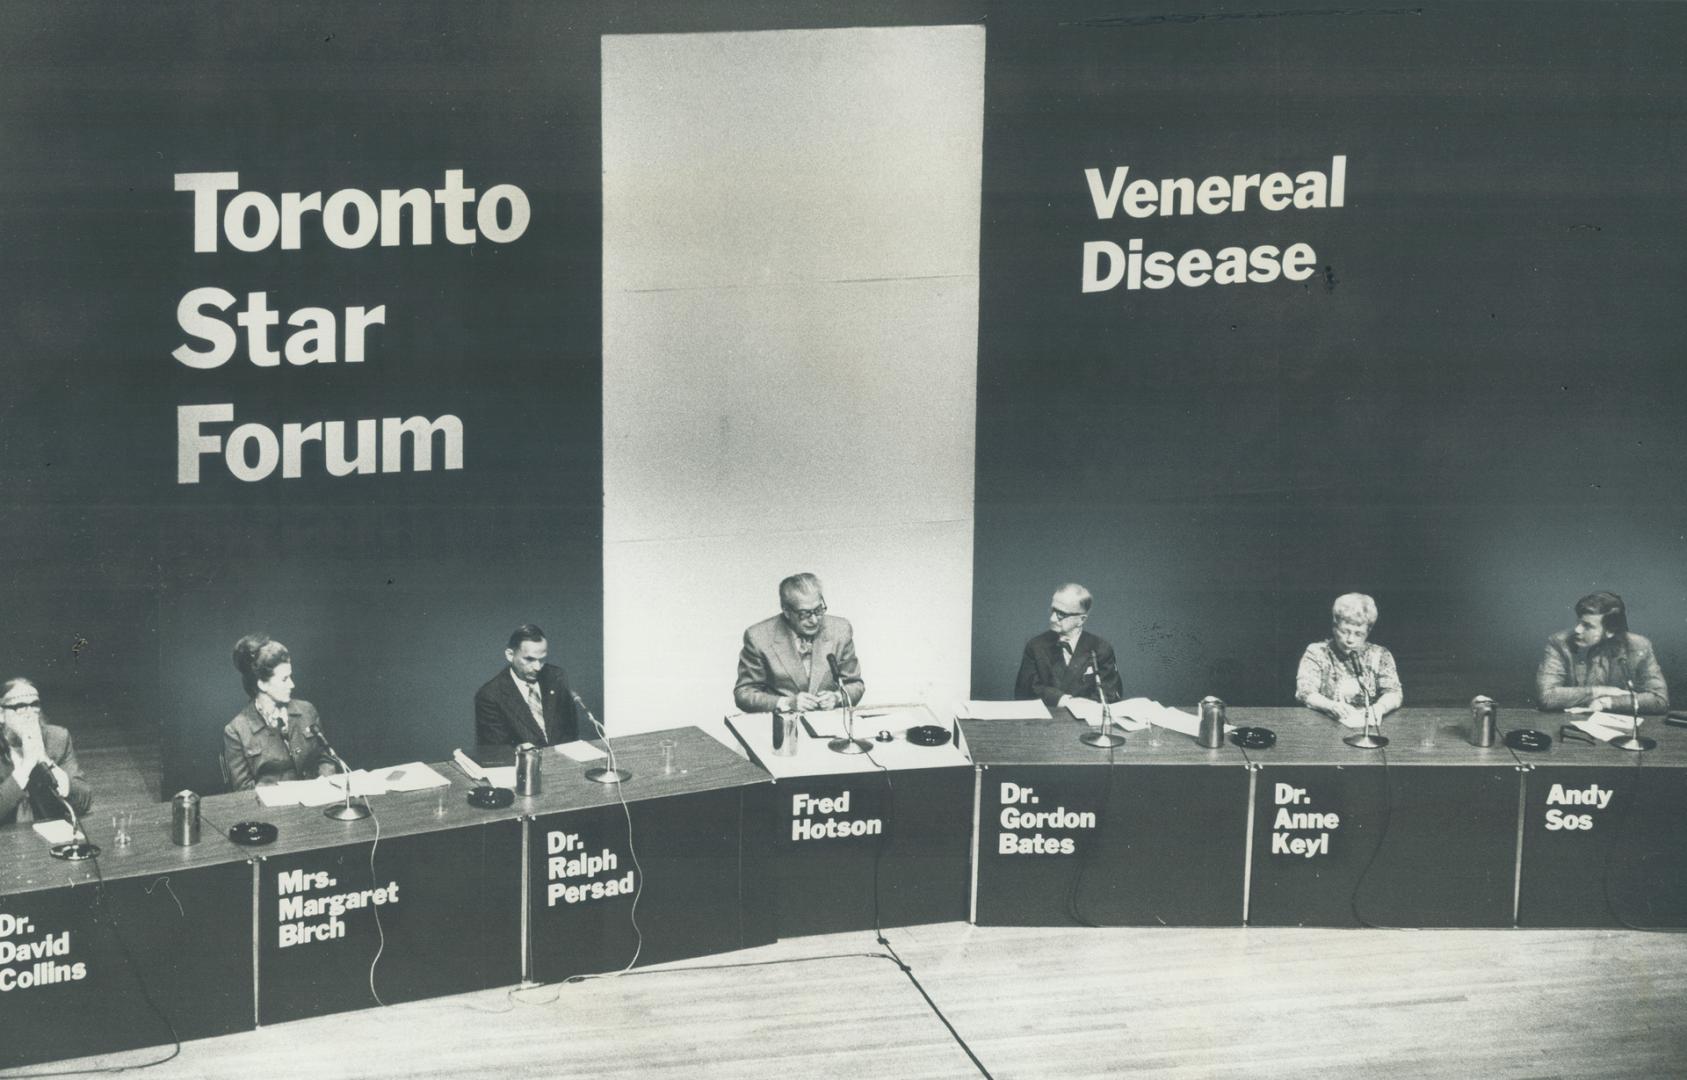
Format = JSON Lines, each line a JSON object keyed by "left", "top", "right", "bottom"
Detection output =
{"left": 905, "top": 725, "right": 952, "bottom": 747}
{"left": 1504, "top": 728, "right": 1553, "bottom": 753}
{"left": 1228, "top": 726, "right": 1277, "bottom": 750}
{"left": 467, "top": 786, "right": 516, "bottom": 809}
{"left": 228, "top": 821, "right": 279, "bottom": 846}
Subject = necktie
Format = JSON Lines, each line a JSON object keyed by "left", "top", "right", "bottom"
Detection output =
{"left": 525, "top": 682, "right": 547, "bottom": 738}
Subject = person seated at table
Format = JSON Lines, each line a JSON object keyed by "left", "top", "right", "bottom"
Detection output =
{"left": 222, "top": 633, "right": 336, "bottom": 790}
{"left": 734, "top": 573, "right": 864, "bottom": 714}
{"left": 1014, "top": 583, "right": 1125, "bottom": 724}
{"left": 1295, "top": 593, "right": 1403, "bottom": 729}
{"left": 1, "top": 678, "right": 93, "bottom": 827}
{"left": 474, "top": 623, "right": 582, "bottom": 746}
{"left": 1536, "top": 591, "right": 1669, "bottom": 713}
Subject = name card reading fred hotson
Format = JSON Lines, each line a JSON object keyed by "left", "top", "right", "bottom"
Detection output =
{"left": 790, "top": 790, "right": 884, "bottom": 841}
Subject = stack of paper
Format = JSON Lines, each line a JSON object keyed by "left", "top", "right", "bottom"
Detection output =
{"left": 1572, "top": 712, "right": 1644, "bottom": 742}
{"left": 253, "top": 762, "right": 451, "bottom": 807}
{"left": 956, "top": 700, "right": 1053, "bottom": 721}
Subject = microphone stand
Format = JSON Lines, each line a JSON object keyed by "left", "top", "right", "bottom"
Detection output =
{"left": 1342, "top": 651, "right": 1388, "bottom": 749}
{"left": 826, "top": 654, "right": 871, "bottom": 755}
{"left": 1610, "top": 654, "right": 1655, "bottom": 752}
{"left": 312, "top": 728, "right": 371, "bottom": 821}
{"left": 575, "top": 689, "right": 632, "bottom": 784}
{"left": 47, "top": 780, "right": 99, "bottom": 861}
{"left": 1079, "top": 662, "right": 1125, "bottom": 749}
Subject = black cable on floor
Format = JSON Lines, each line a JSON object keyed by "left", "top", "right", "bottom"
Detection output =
{"left": 1, "top": 850, "right": 183, "bottom": 1078}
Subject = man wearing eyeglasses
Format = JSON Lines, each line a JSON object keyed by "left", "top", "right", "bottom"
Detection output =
{"left": 1, "top": 678, "right": 93, "bottom": 827}
{"left": 1015, "top": 584, "right": 1125, "bottom": 724}
{"left": 734, "top": 573, "right": 865, "bottom": 714}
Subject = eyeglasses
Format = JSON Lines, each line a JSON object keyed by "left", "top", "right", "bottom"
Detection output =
{"left": 785, "top": 603, "right": 827, "bottom": 621}
{"left": 1050, "top": 607, "right": 1085, "bottom": 622}
{"left": 1, "top": 700, "right": 42, "bottom": 712}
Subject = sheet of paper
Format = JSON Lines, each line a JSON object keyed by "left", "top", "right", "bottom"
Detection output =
{"left": 32, "top": 820, "right": 75, "bottom": 844}
{"left": 557, "top": 740, "right": 608, "bottom": 763}
{"left": 959, "top": 699, "right": 1052, "bottom": 721}
{"left": 1574, "top": 713, "right": 1643, "bottom": 741}
{"left": 255, "top": 779, "right": 318, "bottom": 807}
{"left": 379, "top": 762, "right": 450, "bottom": 791}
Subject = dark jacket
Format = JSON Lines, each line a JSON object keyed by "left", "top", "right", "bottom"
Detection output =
{"left": 475, "top": 664, "right": 581, "bottom": 747}
{"left": 1015, "top": 630, "right": 1126, "bottom": 708}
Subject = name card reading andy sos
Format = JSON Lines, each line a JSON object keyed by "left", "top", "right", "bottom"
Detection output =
{"left": 276, "top": 868, "right": 400, "bottom": 948}
{"left": 1542, "top": 783, "right": 1615, "bottom": 832}
{"left": 789, "top": 790, "right": 883, "bottom": 841}
{"left": 1271, "top": 783, "right": 1343, "bottom": 859}
{"left": 546, "top": 830, "right": 635, "bottom": 906}
{"left": 997, "top": 783, "right": 1097, "bottom": 855}
{"left": 0, "top": 912, "right": 86, "bottom": 993}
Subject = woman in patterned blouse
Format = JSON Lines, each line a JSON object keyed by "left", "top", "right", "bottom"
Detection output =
{"left": 1294, "top": 593, "right": 1403, "bottom": 728}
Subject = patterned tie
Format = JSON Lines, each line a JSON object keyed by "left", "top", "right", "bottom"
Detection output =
{"left": 525, "top": 682, "right": 547, "bottom": 739}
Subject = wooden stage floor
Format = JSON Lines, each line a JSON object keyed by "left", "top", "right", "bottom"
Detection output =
{"left": 40, "top": 920, "right": 1687, "bottom": 1079}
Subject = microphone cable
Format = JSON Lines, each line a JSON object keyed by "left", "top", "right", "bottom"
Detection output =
{"left": 0, "top": 840, "right": 183, "bottom": 1078}
{"left": 858, "top": 739, "right": 996, "bottom": 1080}
{"left": 578, "top": 698, "right": 646, "bottom": 976}
{"left": 1597, "top": 738, "right": 1687, "bottom": 933}
{"left": 1064, "top": 730, "right": 1122, "bottom": 929}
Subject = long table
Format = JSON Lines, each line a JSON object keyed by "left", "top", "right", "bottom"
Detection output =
{"left": 965, "top": 706, "right": 1687, "bottom": 929}
{"left": 726, "top": 705, "right": 974, "bottom": 936}
{"left": 0, "top": 726, "right": 770, "bottom": 1068}
{"left": 6, "top": 709, "right": 1685, "bottom": 1069}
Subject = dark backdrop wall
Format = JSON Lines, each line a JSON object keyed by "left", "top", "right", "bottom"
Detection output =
{"left": 2, "top": 4, "right": 611, "bottom": 795}
{"left": 971, "top": 3, "right": 1687, "bottom": 709}
{"left": 4, "top": 3, "right": 1684, "bottom": 800}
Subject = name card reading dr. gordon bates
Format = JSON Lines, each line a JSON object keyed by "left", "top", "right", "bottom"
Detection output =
{"left": 547, "top": 831, "right": 635, "bottom": 905}
{"left": 998, "top": 783, "right": 1096, "bottom": 855}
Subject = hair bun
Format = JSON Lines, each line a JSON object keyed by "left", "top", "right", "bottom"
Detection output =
{"left": 233, "top": 633, "right": 273, "bottom": 676}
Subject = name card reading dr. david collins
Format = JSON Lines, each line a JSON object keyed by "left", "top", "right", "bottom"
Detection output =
{"left": 0, "top": 911, "right": 87, "bottom": 994}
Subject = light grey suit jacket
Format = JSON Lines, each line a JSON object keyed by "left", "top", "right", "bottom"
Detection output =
{"left": 733, "top": 614, "right": 865, "bottom": 713}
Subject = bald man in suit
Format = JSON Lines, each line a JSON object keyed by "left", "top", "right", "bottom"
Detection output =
{"left": 734, "top": 573, "right": 865, "bottom": 713}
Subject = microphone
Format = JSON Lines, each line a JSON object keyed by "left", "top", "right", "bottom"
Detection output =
{"left": 305, "top": 725, "right": 371, "bottom": 821}
{"left": 826, "top": 653, "right": 845, "bottom": 697}
{"left": 569, "top": 687, "right": 606, "bottom": 739}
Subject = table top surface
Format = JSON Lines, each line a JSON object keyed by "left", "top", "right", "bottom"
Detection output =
{"left": 727, "top": 705, "right": 973, "bottom": 778}
{"left": 1, "top": 726, "right": 769, "bottom": 896}
{"left": 960, "top": 706, "right": 1687, "bottom": 769}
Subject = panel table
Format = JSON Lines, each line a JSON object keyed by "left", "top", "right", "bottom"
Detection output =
{"left": 523, "top": 726, "right": 776, "bottom": 982}
{"left": 1513, "top": 710, "right": 1687, "bottom": 928}
{"left": 1239, "top": 707, "right": 1521, "bottom": 928}
{"left": 220, "top": 770, "right": 522, "bottom": 1025}
{"left": 0, "top": 801, "right": 253, "bottom": 1068}
{"left": 728, "top": 705, "right": 974, "bottom": 937}
{"left": 964, "top": 712, "right": 1251, "bottom": 927}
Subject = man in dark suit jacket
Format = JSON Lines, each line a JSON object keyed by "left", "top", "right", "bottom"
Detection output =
{"left": 1015, "top": 584, "right": 1125, "bottom": 719}
{"left": 1, "top": 678, "right": 93, "bottom": 827}
{"left": 475, "top": 624, "right": 581, "bottom": 747}
{"left": 734, "top": 573, "right": 865, "bottom": 713}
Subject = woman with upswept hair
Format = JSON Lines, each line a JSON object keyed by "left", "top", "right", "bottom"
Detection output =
{"left": 221, "top": 633, "right": 336, "bottom": 790}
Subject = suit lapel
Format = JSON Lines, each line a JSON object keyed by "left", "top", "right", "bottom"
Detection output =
{"left": 768, "top": 623, "right": 808, "bottom": 693}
